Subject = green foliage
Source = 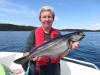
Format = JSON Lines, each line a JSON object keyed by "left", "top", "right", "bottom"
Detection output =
{"left": 0, "top": 23, "right": 100, "bottom": 32}
{"left": 59, "top": 29, "right": 100, "bottom": 32}
{"left": 0, "top": 24, "right": 37, "bottom": 31}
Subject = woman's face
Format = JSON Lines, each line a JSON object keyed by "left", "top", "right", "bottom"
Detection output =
{"left": 40, "top": 11, "right": 54, "bottom": 29}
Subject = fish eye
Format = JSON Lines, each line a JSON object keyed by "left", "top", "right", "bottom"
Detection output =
{"left": 76, "top": 32, "right": 81, "bottom": 35}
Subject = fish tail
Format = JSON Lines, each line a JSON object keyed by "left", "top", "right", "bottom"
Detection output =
{"left": 14, "top": 56, "right": 29, "bottom": 71}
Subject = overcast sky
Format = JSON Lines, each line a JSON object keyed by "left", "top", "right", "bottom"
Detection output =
{"left": 0, "top": 0, "right": 100, "bottom": 30}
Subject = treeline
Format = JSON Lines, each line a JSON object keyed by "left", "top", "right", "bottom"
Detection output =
{"left": 0, "top": 23, "right": 100, "bottom": 32}
{"left": 0, "top": 24, "right": 37, "bottom": 31}
{"left": 60, "top": 29, "right": 100, "bottom": 32}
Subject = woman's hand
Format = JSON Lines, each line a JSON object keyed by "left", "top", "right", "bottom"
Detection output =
{"left": 32, "top": 56, "right": 42, "bottom": 61}
{"left": 69, "top": 41, "right": 79, "bottom": 50}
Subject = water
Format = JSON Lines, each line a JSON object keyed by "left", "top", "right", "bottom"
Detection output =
{"left": 0, "top": 31, "right": 100, "bottom": 69}
{"left": 0, "top": 31, "right": 29, "bottom": 52}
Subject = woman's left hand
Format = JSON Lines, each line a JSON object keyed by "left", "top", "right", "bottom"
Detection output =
{"left": 69, "top": 41, "right": 79, "bottom": 50}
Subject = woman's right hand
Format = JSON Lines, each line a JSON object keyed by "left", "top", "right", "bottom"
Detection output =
{"left": 32, "top": 56, "right": 42, "bottom": 61}
{"left": 24, "top": 52, "right": 42, "bottom": 61}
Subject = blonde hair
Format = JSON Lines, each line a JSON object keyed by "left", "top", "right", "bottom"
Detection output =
{"left": 39, "top": 6, "right": 55, "bottom": 20}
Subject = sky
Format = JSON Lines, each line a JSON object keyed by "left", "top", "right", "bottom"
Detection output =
{"left": 0, "top": 0, "right": 100, "bottom": 30}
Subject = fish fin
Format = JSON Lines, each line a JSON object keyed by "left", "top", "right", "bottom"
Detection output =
{"left": 14, "top": 56, "right": 29, "bottom": 71}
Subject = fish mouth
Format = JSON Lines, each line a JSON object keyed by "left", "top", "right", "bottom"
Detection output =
{"left": 83, "top": 34, "right": 85, "bottom": 38}
{"left": 82, "top": 34, "right": 85, "bottom": 37}
{"left": 79, "top": 34, "right": 85, "bottom": 40}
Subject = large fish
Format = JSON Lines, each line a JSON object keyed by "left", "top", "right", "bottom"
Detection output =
{"left": 14, "top": 31, "right": 85, "bottom": 71}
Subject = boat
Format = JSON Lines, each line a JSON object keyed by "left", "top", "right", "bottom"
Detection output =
{"left": 0, "top": 52, "right": 100, "bottom": 75}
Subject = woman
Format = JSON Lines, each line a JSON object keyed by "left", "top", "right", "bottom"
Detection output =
{"left": 24, "top": 6, "right": 79, "bottom": 75}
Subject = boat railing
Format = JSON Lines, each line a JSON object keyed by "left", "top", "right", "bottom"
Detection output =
{"left": 61, "top": 57, "right": 100, "bottom": 70}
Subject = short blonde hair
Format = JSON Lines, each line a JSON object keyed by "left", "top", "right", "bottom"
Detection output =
{"left": 39, "top": 6, "right": 55, "bottom": 20}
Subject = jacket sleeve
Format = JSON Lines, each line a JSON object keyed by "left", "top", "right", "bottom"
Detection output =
{"left": 24, "top": 30, "right": 35, "bottom": 52}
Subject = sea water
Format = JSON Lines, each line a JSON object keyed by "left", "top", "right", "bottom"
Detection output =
{"left": 0, "top": 31, "right": 100, "bottom": 69}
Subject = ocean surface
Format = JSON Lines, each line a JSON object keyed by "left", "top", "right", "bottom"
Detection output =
{"left": 0, "top": 31, "right": 100, "bottom": 69}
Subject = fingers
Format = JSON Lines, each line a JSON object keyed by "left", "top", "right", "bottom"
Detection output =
{"left": 69, "top": 41, "right": 79, "bottom": 49}
{"left": 32, "top": 56, "right": 38, "bottom": 61}
{"left": 37, "top": 57, "right": 42, "bottom": 61}
{"left": 32, "top": 56, "right": 42, "bottom": 61}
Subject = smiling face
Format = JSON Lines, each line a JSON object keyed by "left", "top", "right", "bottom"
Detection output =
{"left": 40, "top": 11, "right": 54, "bottom": 29}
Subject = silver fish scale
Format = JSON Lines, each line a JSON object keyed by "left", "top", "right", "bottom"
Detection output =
{"left": 30, "top": 38, "right": 68, "bottom": 57}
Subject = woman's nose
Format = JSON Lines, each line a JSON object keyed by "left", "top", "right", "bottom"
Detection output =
{"left": 45, "top": 17, "right": 49, "bottom": 21}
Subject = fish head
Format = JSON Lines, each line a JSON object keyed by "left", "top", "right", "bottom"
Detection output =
{"left": 68, "top": 31, "right": 85, "bottom": 42}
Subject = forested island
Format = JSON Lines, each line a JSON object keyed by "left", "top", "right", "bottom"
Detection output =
{"left": 0, "top": 24, "right": 36, "bottom": 31}
{"left": 59, "top": 29, "right": 100, "bottom": 32}
{"left": 0, "top": 23, "right": 100, "bottom": 32}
